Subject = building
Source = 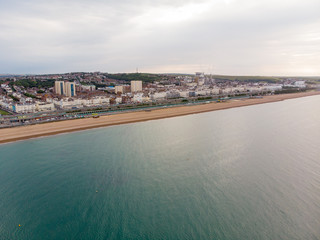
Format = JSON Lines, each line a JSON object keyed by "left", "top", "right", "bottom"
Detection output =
{"left": 115, "top": 85, "right": 130, "bottom": 94}
{"left": 151, "top": 92, "right": 167, "bottom": 100}
{"left": 115, "top": 97, "right": 122, "bottom": 104}
{"left": 36, "top": 102, "right": 55, "bottom": 112}
{"left": 195, "top": 72, "right": 205, "bottom": 84}
{"left": 12, "top": 103, "right": 36, "bottom": 113}
{"left": 115, "top": 85, "right": 124, "bottom": 94}
{"left": 53, "top": 96, "right": 110, "bottom": 110}
{"left": 55, "top": 81, "right": 76, "bottom": 97}
{"left": 131, "top": 81, "right": 142, "bottom": 93}
{"left": 294, "top": 81, "right": 306, "bottom": 88}
{"left": 115, "top": 85, "right": 129, "bottom": 94}
{"left": 133, "top": 93, "right": 143, "bottom": 102}
{"left": 65, "top": 82, "right": 76, "bottom": 97}
{"left": 55, "top": 81, "right": 65, "bottom": 95}
{"left": 81, "top": 85, "right": 96, "bottom": 91}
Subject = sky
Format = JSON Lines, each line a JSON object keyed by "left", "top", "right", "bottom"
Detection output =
{"left": 0, "top": 0, "right": 320, "bottom": 75}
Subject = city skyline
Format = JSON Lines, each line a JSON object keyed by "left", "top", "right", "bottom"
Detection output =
{"left": 1, "top": 0, "right": 320, "bottom": 75}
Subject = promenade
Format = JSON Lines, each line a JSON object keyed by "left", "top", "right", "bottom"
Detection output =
{"left": 0, "top": 91, "right": 319, "bottom": 144}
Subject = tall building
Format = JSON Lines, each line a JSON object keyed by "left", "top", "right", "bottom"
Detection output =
{"left": 194, "top": 72, "right": 205, "bottom": 85}
{"left": 54, "top": 81, "right": 66, "bottom": 95}
{"left": 65, "top": 82, "right": 76, "bottom": 97}
{"left": 131, "top": 81, "right": 142, "bottom": 93}
{"left": 55, "top": 81, "right": 76, "bottom": 97}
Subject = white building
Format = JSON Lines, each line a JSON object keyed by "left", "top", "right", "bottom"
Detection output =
{"left": 115, "top": 97, "right": 122, "bottom": 104}
{"left": 90, "top": 96, "right": 110, "bottom": 106}
{"left": 131, "top": 81, "right": 142, "bottom": 93}
{"left": 262, "top": 85, "right": 282, "bottom": 92}
{"left": 151, "top": 92, "right": 167, "bottom": 100}
{"left": 12, "top": 92, "right": 22, "bottom": 99}
{"left": 166, "top": 91, "right": 180, "bottom": 99}
{"left": 211, "top": 88, "right": 220, "bottom": 95}
{"left": 12, "top": 103, "right": 36, "bottom": 113}
{"left": 222, "top": 88, "right": 233, "bottom": 94}
{"left": 294, "top": 81, "right": 306, "bottom": 88}
{"left": 53, "top": 96, "right": 110, "bottom": 109}
{"left": 0, "top": 97, "right": 13, "bottom": 110}
{"left": 195, "top": 90, "right": 209, "bottom": 96}
{"left": 133, "top": 93, "right": 143, "bottom": 103}
{"left": 246, "top": 86, "right": 262, "bottom": 93}
{"left": 81, "top": 85, "right": 96, "bottom": 91}
{"left": 179, "top": 91, "right": 191, "bottom": 98}
{"left": 36, "top": 102, "right": 55, "bottom": 112}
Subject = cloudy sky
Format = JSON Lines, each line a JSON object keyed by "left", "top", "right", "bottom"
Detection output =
{"left": 0, "top": 0, "right": 320, "bottom": 75}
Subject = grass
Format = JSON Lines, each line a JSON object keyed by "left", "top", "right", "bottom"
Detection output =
{"left": 105, "top": 73, "right": 162, "bottom": 82}
{"left": 0, "top": 109, "right": 11, "bottom": 115}
{"left": 213, "top": 75, "right": 282, "bottom": 83}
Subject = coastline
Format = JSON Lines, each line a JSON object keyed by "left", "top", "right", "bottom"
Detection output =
{"left": 0, "top": 91, "right": 319, "bottom": 144}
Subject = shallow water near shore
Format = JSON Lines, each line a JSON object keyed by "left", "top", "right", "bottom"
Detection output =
{"left": 1, "top": 95, "right": 320, "bottom": 240}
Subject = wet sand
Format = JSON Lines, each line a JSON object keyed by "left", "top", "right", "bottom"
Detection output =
{"left": 0, "top": 91, "right": 319, "bottom": 144}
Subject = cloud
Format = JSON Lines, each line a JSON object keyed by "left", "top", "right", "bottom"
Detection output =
{"left": 0, "top": 0, "right": 320, "bottom": 75}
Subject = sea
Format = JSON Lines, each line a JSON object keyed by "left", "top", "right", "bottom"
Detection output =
{"left": 0, "top": 95, "right": 320, "bottom": 240}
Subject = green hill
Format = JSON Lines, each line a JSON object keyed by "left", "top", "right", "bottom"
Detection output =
{"left": 212, "top": 75, "right": 282, "bottom": 83}
{"left": 105, "top": 73, "right": 162, "bottom": 82}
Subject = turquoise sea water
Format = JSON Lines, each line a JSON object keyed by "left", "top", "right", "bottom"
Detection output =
{"left": 1, "top": 95, "right": 320, "bottom": 240}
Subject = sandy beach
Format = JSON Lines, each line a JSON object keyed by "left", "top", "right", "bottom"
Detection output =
{"left": 0, "top": 91, "right": 319, "bottom": 144}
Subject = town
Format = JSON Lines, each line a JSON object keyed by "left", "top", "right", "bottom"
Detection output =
{"left": 0, "top": 72, "right": 316, "bottom": 126}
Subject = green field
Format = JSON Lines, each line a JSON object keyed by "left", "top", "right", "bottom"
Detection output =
{"left": 212, "top": 75, "right": 282, "bottom": 83}
{"left": 0, "top": 109, "right": 11, "bottom": 115}
{"left": 105, "top": 73, "right": 163, "bottom": 82}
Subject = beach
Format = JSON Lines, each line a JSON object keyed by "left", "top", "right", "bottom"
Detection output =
{"left": 0, "top": 91, "right": 319, "bottom": 144}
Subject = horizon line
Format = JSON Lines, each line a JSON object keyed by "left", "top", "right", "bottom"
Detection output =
{"left": 0, "top": 72, "right": 319, "bottom": 78}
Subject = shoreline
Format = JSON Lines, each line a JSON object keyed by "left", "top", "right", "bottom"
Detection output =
{"left": 0, "top": 91, "right": 319, "bottom": 144}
